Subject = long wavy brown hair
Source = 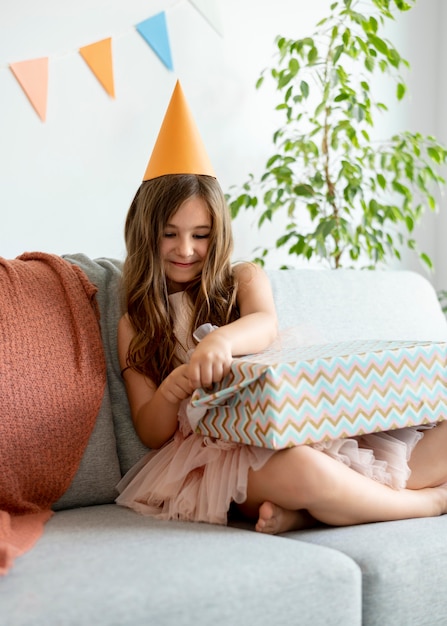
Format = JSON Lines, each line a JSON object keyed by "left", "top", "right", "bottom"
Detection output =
{"left": 122, "top": 174, "right": 239, "bottom": 386}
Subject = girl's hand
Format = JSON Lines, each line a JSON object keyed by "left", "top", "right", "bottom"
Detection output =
{"left": 159, "top": 364, "right": 195, "bottom": 405}
{"left": 187, "top": 333, "right": 232, "bottom": 389}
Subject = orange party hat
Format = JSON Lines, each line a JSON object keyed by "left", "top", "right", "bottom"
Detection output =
{"left": 143, "top": 81, "right": 216, "bottom": 181}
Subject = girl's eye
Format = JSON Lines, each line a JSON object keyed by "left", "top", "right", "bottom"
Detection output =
{"left": 193, "top": 234, "right": 210, "bottom": 239}
{"left": 163, "top": 232, "right": 175, "bottom": 238}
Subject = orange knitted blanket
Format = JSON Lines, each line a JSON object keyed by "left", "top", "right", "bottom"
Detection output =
{"left": 0, "top": 253, "right": 106, "bottom": 575}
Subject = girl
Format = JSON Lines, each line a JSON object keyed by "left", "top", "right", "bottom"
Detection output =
{"left": 116, "top": 173, "right": 447, "bottom": 535}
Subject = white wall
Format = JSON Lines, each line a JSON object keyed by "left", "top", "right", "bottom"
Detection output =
{"left": 435, "top": 0, "right": 447, "bottom": 290}
{"left": 384, "top": 0, "right": 445, "bottom": 289}
{"left": 1, "top": 0, "right": 445, "bottom": 287}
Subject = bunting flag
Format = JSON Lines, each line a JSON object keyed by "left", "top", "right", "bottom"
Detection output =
{"left": 4, "top": 2, "right": 222, "bottom": 122}
{"left": 188, "top": 0, "right": 223, "bottom": 36}
{"left": 136, "top": 12, "right": 173, "bottom": 71}
{"left": 79, "top": 37, "right": 115, "bottom": 98}
{"left": 9, "top": 57, "right": 49, "bottom": 122}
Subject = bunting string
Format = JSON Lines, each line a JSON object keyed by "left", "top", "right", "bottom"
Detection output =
{"left": 2, "top": 0, "right": 223, "bottom": 122}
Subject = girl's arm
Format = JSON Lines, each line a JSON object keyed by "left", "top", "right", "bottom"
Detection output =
{"left": 187, "top": 262, "right": 278, "bottom": 389}
{"left": 118, "top": 315, "right": 195, "bottom": 449}
{"left": 119, "top": 263, "right": 277, "bottom": 448}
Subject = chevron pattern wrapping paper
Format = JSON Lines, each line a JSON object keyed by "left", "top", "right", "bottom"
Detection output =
{"left": 191, "top": 339, "right": 447, "bottom": 449}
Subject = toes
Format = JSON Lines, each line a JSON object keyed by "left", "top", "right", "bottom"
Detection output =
{"left": 255, "top": 502, "right": 279, "bottom": 534}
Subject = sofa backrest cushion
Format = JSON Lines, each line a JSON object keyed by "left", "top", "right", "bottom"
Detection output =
{"left": 52, "top": 388, "right": 122, "bottom": 510}
{"left": 52, "top": 255, "right": 124, "bottom": 509}
{"left": 267, "top": 268, "right": 447, "bottom": 342}
{"left": 60, "top": 255, "right": 148, "bottom": 482}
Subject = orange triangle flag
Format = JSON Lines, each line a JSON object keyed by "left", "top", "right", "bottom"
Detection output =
{"left": 79, "top": 38, "right": 115, "bottom": 98}
{"left": 143, "top": 81, "right": 215, "bottom": 181}
{"left": 10, "top": 58, "right": 49, "bottom": 122}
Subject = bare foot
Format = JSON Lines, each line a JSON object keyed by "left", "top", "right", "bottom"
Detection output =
{"left": 255, "top": 501, "right": 316, "bottom": 535}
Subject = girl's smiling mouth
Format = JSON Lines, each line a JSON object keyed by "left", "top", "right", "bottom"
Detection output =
{"left": 170, "top": 261, "right": 196, "bottom": 268}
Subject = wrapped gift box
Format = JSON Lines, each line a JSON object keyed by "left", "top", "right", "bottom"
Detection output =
{"left": 190, "top": 337, "right": 447, "bottom": 449}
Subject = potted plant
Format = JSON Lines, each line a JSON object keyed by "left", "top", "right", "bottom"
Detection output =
{"left": 228, "top": 0, "right": 447, "bottom": 271}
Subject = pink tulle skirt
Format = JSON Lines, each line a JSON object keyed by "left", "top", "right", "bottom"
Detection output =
{"left": 116, "top": 404, "right": 429, "bottom": 525}
{"left": 116, "top": 428, "right": 273, "bottom": 524}
{"left": 312, "top": 427, "right": 424, "bottom": 489}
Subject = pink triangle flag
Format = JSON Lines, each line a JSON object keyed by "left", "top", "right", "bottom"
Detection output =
{"left": 79, "top": 38, "right": 115, "bottom": 98}
{"left": 10, "top": 58, "right": 49, "bottom": 122}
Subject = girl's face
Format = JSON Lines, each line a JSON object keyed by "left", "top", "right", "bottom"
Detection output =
{"left": 161, "top": 195, "right": 212, "bottom": 293}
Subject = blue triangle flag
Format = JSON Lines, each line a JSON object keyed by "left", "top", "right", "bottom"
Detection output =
{"left": 136, "top": 12, "right": 173, "bottom": 71}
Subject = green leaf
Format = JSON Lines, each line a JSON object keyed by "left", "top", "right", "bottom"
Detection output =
{"left": 276, "top": 36, "right": 286, "bottom": 50}
{"left": 420, "top": 252, "right": 433, "bottom": 270}
{"left": 271, "top": 165, "right": 294, "bottom": 181}
{"left": 377, "top": 173, "right": 386, "bottom": 189}
{"left": 300, "top": 80, "right": 310, "bottom": 98}
{"left": 361, "top": 129, "right": 371, "bottom": 141}
{"left": 355, "top": 36, "right": 369, "bottom": 55}
{"left": 427, "top": 146, "right": 443, "bottom": 163}
{"left": 293, "top": 184, "right": 315, "bottom": 197}
{"left": 285, "top": 85, "right": 293, "bottom": 102}
{"left": 334, "top": 92, "right": 350, "bottom": 102}
{"left": 368, "top": 34, "right": 389, "bottom": 55}
{"left": 333, "top": 45, "right": 344, "bottom": 65}
{"left": 364, "top": 56, "right": 375, "bottom": 72}
{"left": 405, "top": 215, "right": 414, "bottom": 232}
{"left": 396, "top": 82, "right": 406, "bottom": 100}
{"left": 308, "top": 46, "right": 318, "bottom": 63}
{"left": 276, "top": 233, "right": 294, "bottom": 247}
{"left": 289, "top": 238, "right": 305, "bottom": 255}
{"left": 266, "top": 154, "right": 281, "bottom": 168}
{"left": 388, "top": 47, "right": 401, "bottom": 68}
{"left": 289, "top": 58, "right": 300, "bottom": 76}
{"left": 277, "top": 72, "right": 293, "bottom": 89}
{"left": 392, "top": 180, "right": 411, "bottom": 198}
{"left": 394, "top": 0, "right": 413, "bottom": 11}
{"left": 368, "top": 16, "right": 378, "bottom": 34}
{"left": 342, "top": 28, "right": 351, "bottom": 46}
{"left": 355, "top": 105, "right": 365, "bottom": 122}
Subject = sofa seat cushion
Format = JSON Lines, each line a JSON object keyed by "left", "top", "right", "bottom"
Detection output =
{"left": 0, "top": 504, "right": 362, "bottom": 626}
{"left": 297, "top": 516, "right": 447, "bottom": 626}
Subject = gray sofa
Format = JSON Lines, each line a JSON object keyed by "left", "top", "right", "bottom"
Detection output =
{"left": 2, "top": 253, "right": 447, "bottom": 626}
